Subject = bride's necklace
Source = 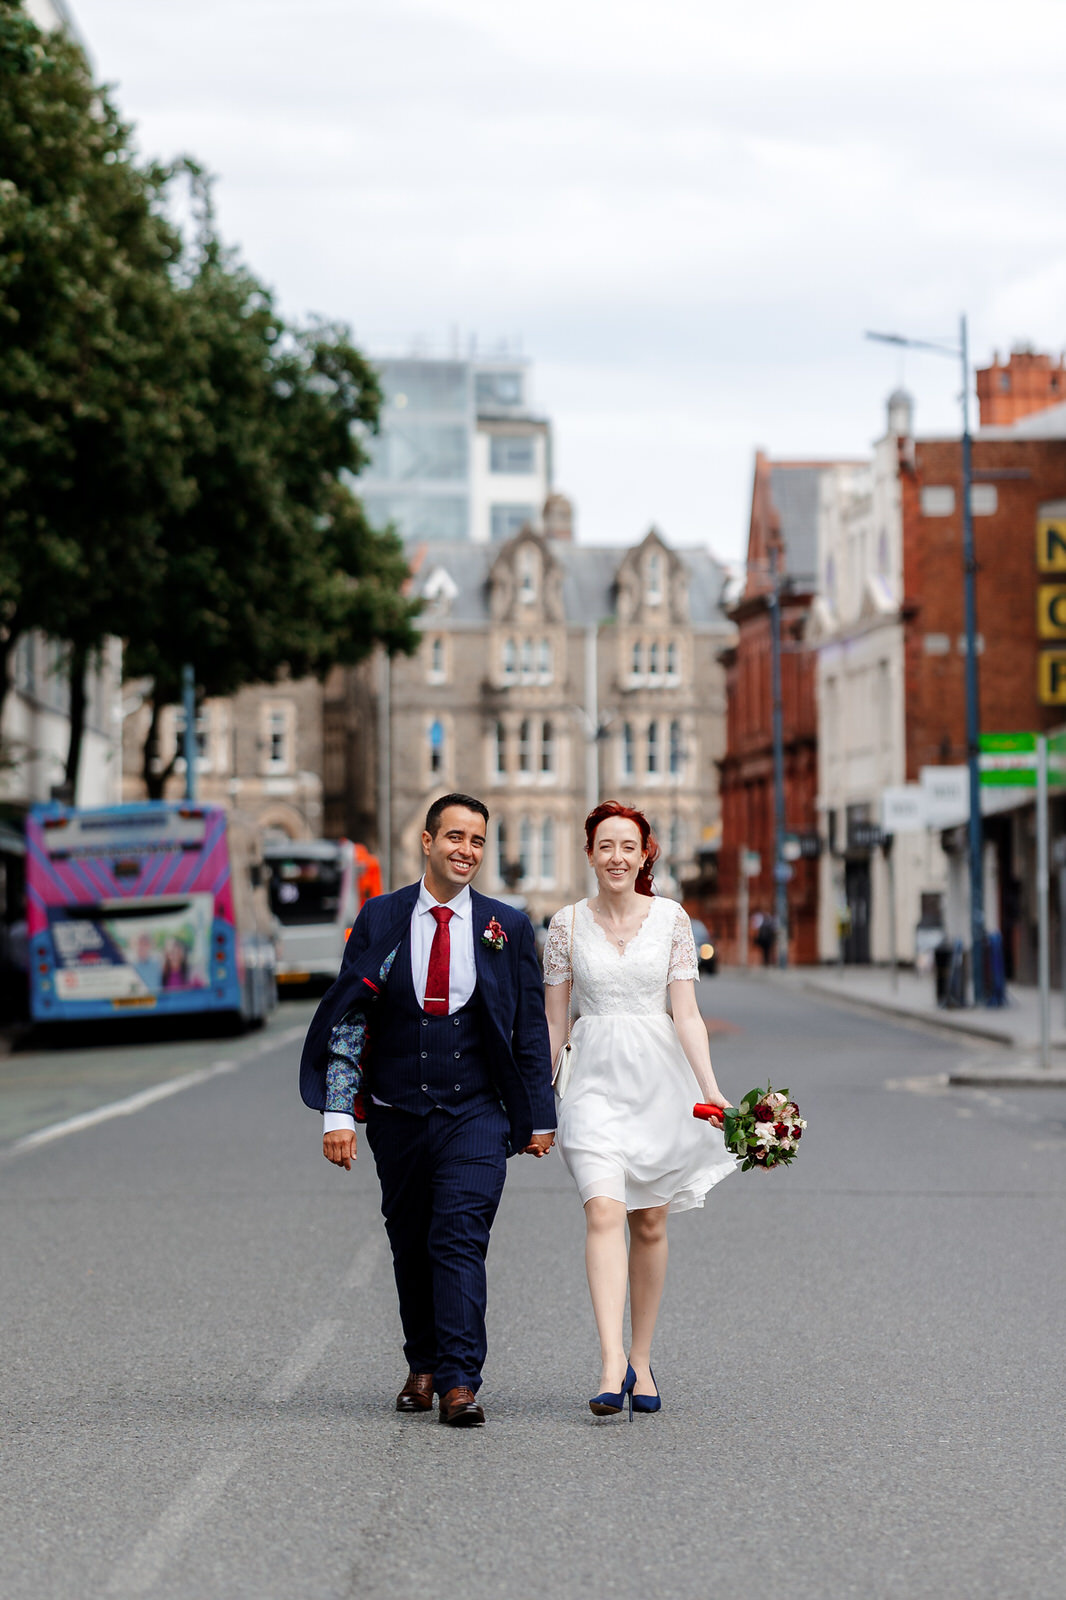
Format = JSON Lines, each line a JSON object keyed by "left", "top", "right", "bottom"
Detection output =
{"left": 592, "top": 900, "right": 645, "bottom": 949}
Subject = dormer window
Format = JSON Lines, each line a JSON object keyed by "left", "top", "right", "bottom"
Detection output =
{"left": 647, "top": 552, "right": 663, "bottom": 605}
{"left": 518, "top": 545, "right": 537, "bottom": 604}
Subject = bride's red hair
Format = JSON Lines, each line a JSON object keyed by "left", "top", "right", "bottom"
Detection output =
{"left": 584, "top": 801, "right": 659, "bottom": 897}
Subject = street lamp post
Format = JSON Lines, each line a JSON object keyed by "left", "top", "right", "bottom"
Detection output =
{"left": 768, "top": 546, "right": 789, "bottom": 968}
{"left": 866, "top": 315, "right": 984, "bottom": 1002}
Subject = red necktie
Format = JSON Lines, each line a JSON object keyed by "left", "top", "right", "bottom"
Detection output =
{"left": 423, "top": 905, "right": 453, "bottom": 1014}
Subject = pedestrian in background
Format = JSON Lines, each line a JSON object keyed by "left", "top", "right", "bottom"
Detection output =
{"left": 544, "top": 802, "right": 735, "bottom": 1418}
{"left": 300, "top": 793, "right": 556, "bottom": 1427}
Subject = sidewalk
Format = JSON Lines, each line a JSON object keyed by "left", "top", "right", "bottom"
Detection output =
{"left": 735, "top": 962, "right": 1066, "bottom": 1086}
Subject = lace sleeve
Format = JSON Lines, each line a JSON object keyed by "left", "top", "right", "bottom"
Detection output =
{"left": 543, "top": 907, "right": 573, "bottom": 986}
{"left": 668, "top": 905, "right": 700, "bottom": 984}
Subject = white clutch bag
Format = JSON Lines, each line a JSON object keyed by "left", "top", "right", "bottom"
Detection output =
{"left": 552, "top": 903, "right": 577, "bottom": 1101}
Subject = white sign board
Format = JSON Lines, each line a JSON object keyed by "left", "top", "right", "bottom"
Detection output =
{"left": 920, "top": 765, "right": 969, "bottom": 829}
{"left": 881, "top": 785, "right": 926, "bottom": 833}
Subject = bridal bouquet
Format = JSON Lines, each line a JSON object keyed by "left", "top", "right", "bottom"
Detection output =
{"left": 694, "top": 1086, "right": 806, "bottom": 1171}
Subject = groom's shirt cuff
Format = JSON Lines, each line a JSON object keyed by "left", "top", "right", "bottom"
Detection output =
{"left": 323, "top": 1112, "right": 356, "bottom": 1133}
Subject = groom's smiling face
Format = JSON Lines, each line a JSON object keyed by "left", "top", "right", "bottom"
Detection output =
{"left": 422, "top": 806, "right": 486, "bottom": 900}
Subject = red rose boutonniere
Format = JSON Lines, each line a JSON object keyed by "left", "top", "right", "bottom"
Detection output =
{"left": 481, "top": 918, "right": 508, "bottom": 952}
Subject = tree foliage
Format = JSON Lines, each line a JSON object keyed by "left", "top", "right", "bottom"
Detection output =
{"left": 0, "top": 1, "right": 419, "bottom": 796}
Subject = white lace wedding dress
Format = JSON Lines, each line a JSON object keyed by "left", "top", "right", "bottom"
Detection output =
{"left": 544, "top": 896, "right": 737, "bottom": 1214}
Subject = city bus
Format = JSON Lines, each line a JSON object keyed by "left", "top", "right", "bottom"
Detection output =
{"left": 263, "top": 837, "right": 381, "bottom": 988}
{"left": 25, "top": 801, "right": 277, "bottom": 1026}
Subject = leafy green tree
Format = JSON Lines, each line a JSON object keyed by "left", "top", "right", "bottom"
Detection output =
{"left": 0, "top": 1, "right": 419, "bottom": 799}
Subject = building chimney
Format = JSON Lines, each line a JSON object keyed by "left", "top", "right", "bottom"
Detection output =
{"left": 543, "top": 492, "right": 574, "bottom": 542}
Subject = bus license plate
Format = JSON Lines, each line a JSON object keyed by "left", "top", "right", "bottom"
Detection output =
{"left": 277, "top": 971, "right": 311, "bottom": 984}
{"left": 111, "top": 995, "right": 158, "bottom": 1009}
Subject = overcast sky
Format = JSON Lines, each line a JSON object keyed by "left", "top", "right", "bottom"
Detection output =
{"left": 72, "top": 0, "right": 1066, "bottom": 563}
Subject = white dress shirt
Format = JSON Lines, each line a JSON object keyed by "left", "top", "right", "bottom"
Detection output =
{"left": 322, "top": 879, "right": 473, "bottom": 1134}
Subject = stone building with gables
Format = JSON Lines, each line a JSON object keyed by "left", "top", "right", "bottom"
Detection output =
{"left": 325, "top": 507, "right": 734, "bottom": 921}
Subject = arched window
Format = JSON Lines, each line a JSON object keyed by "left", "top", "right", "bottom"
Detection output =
{"left": 669, "top": 719, "right": 683, "bottom": 776}
{"left": 502, "top": 637, "right": 516, "bottom": 681}
{"left": 541, "top": 719, "right": 554, "bottom": 775}
{"left": 647, "top": 721, "right": 660, "bottom": 775}
{"left": 519, "top": 816, "right": 533, "bottom": 876}
{"left": 631, "top": 639, "right": 643, "bottom": 677}
{"left": 520, "top": 637, "right": 534, "bottom": 681}
{"left": 666, "top": 639, "right": 679, "bottom": 680}
{"left": 429, "top": 636, "right": 445, "bottom": 680}
{"left": 518, "top": 718, "right": 532, "bottom": 773}
{"left": 622, "top": 721, "right": 635, "bottom": 778}
{"left": 518, "top": 545, "right": 537, "bottom": 603}
{"left": 647, "top": 551, "right": 663, "bottom": 604}
{"left": 648, "top": 640, "right": 661, "bottom": 679}
{"left": 538, "top": 637, "right": 552, "bottom": 681}
{"left": 494, "top": 720, "right": 507, "bottom": 776}
{"left": 541, "top": 817, "right": 556, "bottom": 884}
{"left": 428, "top": 718, "right": 444, "bottom": 775}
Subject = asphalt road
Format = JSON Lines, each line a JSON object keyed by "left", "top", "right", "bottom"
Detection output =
{"left": 2, "top": 978, "right": 1064, "bottom": 1600}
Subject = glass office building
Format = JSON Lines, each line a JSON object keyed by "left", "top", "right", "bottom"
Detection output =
{"left": 360, "top": 356, "right": 551, "bottom": 544}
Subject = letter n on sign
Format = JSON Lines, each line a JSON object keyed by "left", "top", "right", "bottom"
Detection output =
{"left": 1038, "top": 652, "right": 1066, "bottom": 704}
{"left": 1037, "top": 515, "right": 1066, "bottom": 572}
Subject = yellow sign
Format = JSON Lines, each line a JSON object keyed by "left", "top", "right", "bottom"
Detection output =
{"left": 1038, "top": 586, "right": 1066, "bottom": 638}
{"left": 1037, "top": 516, "right": 1066, "bottom": 571}
{"left": 1038, "top": 651, "right": 1066, "bottom": 704}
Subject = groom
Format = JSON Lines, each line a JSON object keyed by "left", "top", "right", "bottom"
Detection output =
{"left": 300, "top": 793, "right": 556, "bottom": 1427}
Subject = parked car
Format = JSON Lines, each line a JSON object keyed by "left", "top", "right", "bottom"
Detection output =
{"left": 690, "top": 918, "right": 719, "bottom": 976}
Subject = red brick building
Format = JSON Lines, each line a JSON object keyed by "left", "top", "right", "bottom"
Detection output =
{"left": 900, "top": 400, "right": 1066, "bottom": 979}
{"left": 714, "top": 453, "right": 855, "bottom": 965}
{"left": 975, "top": 349, "right": 1066, "bottom": 428}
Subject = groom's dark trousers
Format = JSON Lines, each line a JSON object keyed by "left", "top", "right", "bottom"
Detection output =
{"left": 362, "top": 945, "right": 508, "bottom": 1396}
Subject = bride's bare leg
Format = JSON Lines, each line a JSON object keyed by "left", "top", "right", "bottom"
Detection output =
{"left": 627, "top": 1204, "right": 669, "bottom": 1394}
{"left": 584, "top": 1196, "right": 630, "bottom": 1392}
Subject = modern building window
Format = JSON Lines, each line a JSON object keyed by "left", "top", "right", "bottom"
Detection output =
{"left": 491, "top": 504, "right": 537, "bottom": 543}
{"left": 541, "top": 720, "right": 555, "bottom": 775}
{"left": 518, "top": 719, "right": 532, "bottom": 773}
{"left": 494, "top": 720, "right": 507, "bottom": 777}
{"left": 365, "top": 421, "right": 468, "bottom": 483}
{"left": 622, "top": 721, "right": 635, "bottom": 778}
{"left": 476, "top": 370, "right": 524, "bottom": 409}
{"left": 538, "top": 637, "right": 552, "bottom": 681}
{"left": 648, "top": 641, "right": 661, "bottom": 679}
{"left": 490, "top": 435, "right": 536, "bottom": 474}
{"left": 502, "top": 637, "right": 516, "bottom": 681}
{"left": 362, "top": 492, "right": 469, "bottom": 544}
{"left": 520, "top": 637, "right": 535, "bottom": 681}
{"left": 428, "top": 718, "right": 445, "bottom": 775}
{"left": 541, "top": 817, "right": 556, "bottom": 885}
{"left": 669, "top": 720, "right": 683, "bottom": 776}
{"left": 631, "top": 639, "right": 643, "bottom": 676}
{"left": 647, "top": 551, "right": 663, "bottom": 604}
{"left": 647, "top": 721, "right": 660, "bottom": 776}
{"left": 519, "top": 815, "right": 533, "bottom": 878}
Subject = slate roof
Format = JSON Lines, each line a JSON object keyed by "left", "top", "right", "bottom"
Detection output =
{"left": 768, "top": 465, "right": 822, "bottom": 586}
{"left": 404, "top": 539, "right": 731, "bottom": 626}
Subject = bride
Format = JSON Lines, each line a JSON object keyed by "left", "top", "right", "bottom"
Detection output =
{"left": 543, "top": 801, "right": 735, "bottom": 1417}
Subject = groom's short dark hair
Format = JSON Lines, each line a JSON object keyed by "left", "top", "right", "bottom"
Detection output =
{"left": 425, "top": 793, "right": 490, "bottom": 837}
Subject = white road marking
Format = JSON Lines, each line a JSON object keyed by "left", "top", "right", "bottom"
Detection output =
{"left": 106, "top": 1450, "right": 245, "bottom": 1598}
{"left": 260, "top": 1317, "right": 344, "bottom": 1404}
{"left": 344, "top": 1229, "right": 388, "bottom": 1291}
{"left": 8, "top": 1023, "right": 307, "bottom": 1156}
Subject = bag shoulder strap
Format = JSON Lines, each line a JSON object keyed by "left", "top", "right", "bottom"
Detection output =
{"left": 566, "top": 901, "right": 576, "bottom": 1047}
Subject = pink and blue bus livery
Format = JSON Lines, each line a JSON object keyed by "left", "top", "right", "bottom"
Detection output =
{"left": 26, "top": 802, "right": 277, "bottom": 1026}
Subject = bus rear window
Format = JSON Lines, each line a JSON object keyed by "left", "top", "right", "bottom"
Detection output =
{"left": 268, "top": 859, "right": 342, "bottom": 925}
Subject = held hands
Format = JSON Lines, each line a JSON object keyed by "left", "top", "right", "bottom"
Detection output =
{"left": 523, "top": 1132, "right": 556, "bottom": 1158}
{"left": 323, "top": 1129, "right": 358, "bottom": 1170}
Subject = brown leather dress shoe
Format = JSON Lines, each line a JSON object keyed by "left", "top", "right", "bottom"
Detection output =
{"left": 395, "top": 1372, "right": 435, "bottom": 1413}
{"left": 438, "top": 1386, "right": 485, "bottom": 1427}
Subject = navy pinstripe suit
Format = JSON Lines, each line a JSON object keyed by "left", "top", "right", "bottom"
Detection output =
{"left": 301, "top": 883, "right": 555, "bottom": 1394}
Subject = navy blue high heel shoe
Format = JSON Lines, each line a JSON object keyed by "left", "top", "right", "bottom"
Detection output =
{"left": 631, "top": 1368, "right": 662, "bottom": 1414}
{"left": 589, "top": 1363, "right": 636, "bottom": 1419}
